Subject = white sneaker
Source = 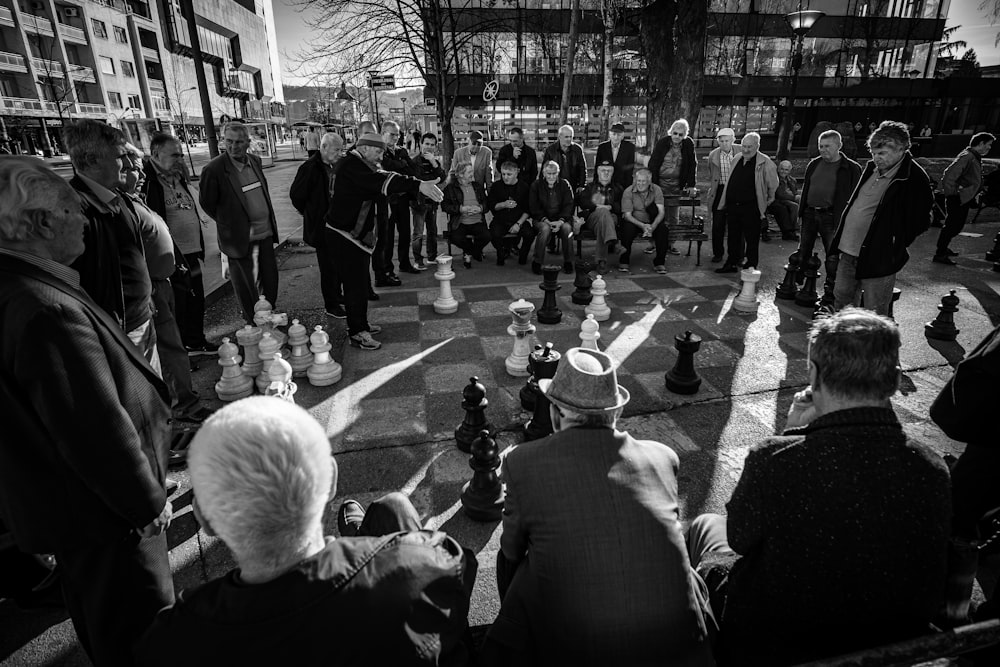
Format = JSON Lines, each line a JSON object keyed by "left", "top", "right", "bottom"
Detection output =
{"left": 350, "top": 331, "right": 381, "bottom": 350}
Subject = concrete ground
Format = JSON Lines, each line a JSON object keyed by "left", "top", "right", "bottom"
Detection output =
{"left": 3, "top": 151, "right": 1000, "bottom": 666}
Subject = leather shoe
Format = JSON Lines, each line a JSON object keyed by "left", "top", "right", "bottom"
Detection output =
{"left": 715, "top": 264, "right": 738, "bottom": 274}
{"left": 943, "top": 248, "right": 959, "bottom": 257}
{"left": 375, "top": 274, "right": 402, "bottom": 287}
{"left": 367, "top": 291, "right": 380, "bottom": 301}
{"left": 710, "top": 255, "right": 724, "bottom": 263}
{"left": 932, "top": 255, "right": 957, "bottom": 266}
{"left": 398, "top": 264, "right": 420, "bottom": 274}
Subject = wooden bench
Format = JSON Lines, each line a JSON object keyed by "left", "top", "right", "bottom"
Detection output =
{"left": 575, "top": 197, "right": 707, "bottom": 265}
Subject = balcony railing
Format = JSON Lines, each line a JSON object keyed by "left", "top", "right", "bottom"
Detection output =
{"left": 32, "top": 58, "right": 64, "bottom": 76}
{"left": 69, "top": 65, "right": 96, "bottom": 83}
{"left": 0, "top": 6, "right": 14, "bottom": 25}
{"left": 1, "top": 97, "right": 46, "bottom": 113}
{"left": 21, "top": 14, "right": 54, "bottom": 36}
{"left": 60, "top": 24, "right": 88, "bottom": 43}
{"left": 148, "top": 78, "right": 165, "bottom": 93}
{"left": 0, "top": 51, "right": 28, "bottom": 73}
{"left": 141, "top": 47, "right": 159, "bottom": 62}
{"left": 77, "top": 102, "right": 108, "bottom": 116}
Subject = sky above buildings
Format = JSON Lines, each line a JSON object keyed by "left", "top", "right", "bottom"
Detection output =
{"left": 272, "top": 0, "right": 1000, "bottom": 88}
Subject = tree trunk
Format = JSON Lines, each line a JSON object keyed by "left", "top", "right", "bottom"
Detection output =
{"left": 599, "top": 17, "right": 614, "bottom": 141}
{"left": 639, "top": 0, "right": 708, "bottom": 148}
{"left": 559, "top": 0, "right": 581, "bottom": 127}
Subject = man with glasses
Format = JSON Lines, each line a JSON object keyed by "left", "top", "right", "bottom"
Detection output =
{"left": 142, "top": 133, "right": 212, "bottom": 353}
{"left": 199, "top": 122, "right": 280, "bottom": 323}
{"left": 451, "top": 129, "right": 495, "bottom": 190}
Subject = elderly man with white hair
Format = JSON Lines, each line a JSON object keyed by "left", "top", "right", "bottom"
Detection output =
{"left": 766, "top": 159, "right": 800, "bottom": 241}
{"left": 135, "top": 397, "right": 477, "bottom": 666}
{"left": 0, "top": 156, "right": 174, "bottom": 666}
{"left": 715, "top": 131, "right": 778, "bottom": 273}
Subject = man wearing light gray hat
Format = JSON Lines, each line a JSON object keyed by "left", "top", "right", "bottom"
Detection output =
{"left": 486, "top": 347, "right": 714, "bottom": 666}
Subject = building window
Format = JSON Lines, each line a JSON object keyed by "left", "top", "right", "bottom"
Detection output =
{"left": 99, "top": 56, "right": 115, "bottom": 75}
{"left": 121, "top": 61, "right": 135, "bottom": 77}
{"left": 108, "top": 91, "right": 122, "bottom": 109}
{"left": 92, "top": 19, "right": 107, "bottom": 39}
{"left": 127, "top": 94, "right": 142, "bottom": 110}
{"left": 113, "top": 26, "right": 128, "bottom": 44}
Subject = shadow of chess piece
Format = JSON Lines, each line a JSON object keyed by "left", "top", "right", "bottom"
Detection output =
{"left": 520, "top": 342, "right": 560, "bottom": 411}
{"left": 537, "top": 265, "right": 563, "bottom": 324}
{"left": 215, "top": 337, "right": 254, "bottom": 401}
{"left": 925, "top": 289, "right": 961, "bottom": 341}
{"left": 664, "top": 330, "right": 702, "bottom": 395}
{"left": 776, "top": 250, "right": 801, "bottom": 300}
{"left": 794, "top": 252, "right": 821, "bottom": 308}
{"left": 816, "top": 253, "right": 839, "bottom": 316}
{"left": 571, "top": 260, "right": 594, "bottom": 305}
{"left": 986, "top": 231, "right": 1000, "bottom": 262}
{"left": 461, "top": 429, "right": 505, "bottom": 522}
{"left": 455, "top": 377, "right": 493, "bottom": 453}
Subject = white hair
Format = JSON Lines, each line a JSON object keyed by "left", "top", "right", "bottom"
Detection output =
{"left": 670, "top": 119, "right": 690, "bottom": 137}
{"left": 742, "top": 131, "right": 761, "bottom": 146}
{"left": 0, "top": 157, "right": 76, "bottom": 244}
{"left": 558, "top": 124, "right": 574, "bottom": 136}
{"left": 778, "top": 160, "right": 792, "bottom": 170}
{"left": 320, "top": 132, "right": 343, "bottom": 149}
{"left": 188, "top": 397, "right": 336, "bottom": 571}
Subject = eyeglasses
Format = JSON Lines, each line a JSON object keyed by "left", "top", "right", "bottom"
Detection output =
{"left": 670, "top": 132, "right": 684, "bottom": 137}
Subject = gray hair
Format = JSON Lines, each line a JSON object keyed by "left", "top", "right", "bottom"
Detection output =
{"left": 320, "top": 132, "right": 343, "bottom": 149}
{"left": 542, "top": 160, "right": 560, "bottom": 174}
{"left": 778, "top": 160, "right": 792, "bottom": 170}
{"left": 0, "top": 156, "right": 76, "bottom": 244}
{"left": 553, "top": 404, "right": 621, "bottom": 429}
{"left": 742, "top": 131, "right": 761, "bottom": 146}
{"left": 223, "top": 121, "right": 250, "bottom": 139}
{"left": 188, "top": 397, "right": 336, "bottom": 571}
{"left": 868, "top": 121, "right": 910, "bottom": 151}
{"left": 558, "top": 124, "right": 574, "bottom": 137}
{"left": 808, "top": 308, "right": 900, "bottom": 401}
{"left": 62, "top": 119, "right": 126, "bottom": 171}
{"left": 382, "top": 120, "right": 400, "bottom": 133}
{"left": 670, "top": 119, "right": 690, "bottom": 137}
{"left": 819, "top": 129, "right": 842, "bottom": 145}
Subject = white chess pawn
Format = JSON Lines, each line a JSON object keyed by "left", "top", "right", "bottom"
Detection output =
{"left": 433, "top": 255, "right": 458, "bottom": 315}
{"left": 235, "top": 324, "right": 263, "bottom": 377}
{"left": 579, "top": 313, "right": 601, "bottom": 350}
{"left": 215, "top": 337, "right": 254, "bottom": 401}
{"left": 256, "top": 332, "right": 280, "bottom": 394}
{"left": 506, "top": 299, "right": 536, "bottom": 377}
{"left": 252, "top": 295, "right": 287, "bottom": 348}
{"left": 307, "top": 325, "right": 342, "bottom": 387}
{"left": 287, "top": 319, "right": 313, "bottom": 378}
{"left": 585, "top": 274, "right": 611, "bottom": 322}
{"left": 264, "top": 352, "right": 297, "bottom": 403}
{"left": 733, "top": 268, "right": 762, "bottom": 314}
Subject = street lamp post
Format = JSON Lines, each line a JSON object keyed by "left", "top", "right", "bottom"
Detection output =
{"left": 400, "top": 97, "right": 407, "bottom": 133}
{"left": 777, "top": 8, "right": 824, "bottom": 161}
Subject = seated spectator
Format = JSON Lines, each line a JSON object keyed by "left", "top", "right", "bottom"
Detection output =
{"left": 136, "top": 397, "right": 477, "bottom": 666}
{"left": 441, "top": 162, "right": 491, "bottom": 269}
{"left": 767, "top": 159, "right": 800, "bottom": 241}
{"left": 931, "top": 322, "right": 1000, "bottom": 623}
{"left": 487, "top": 161, "right": 532, "bottom": 266}
{"left": 688, "top": 308, "right": 950, "bottom": 665}
{"left": 528, "top": 160, "right": 575, "bottom": 275}
{"left": 576, "top": 159, "right": 623, "bottom": 274}
{"left": 485, "top": 348, "right": 714, "bottom": 666}
{"left": 619, "top": 167, "right": 666, "bottom": 273}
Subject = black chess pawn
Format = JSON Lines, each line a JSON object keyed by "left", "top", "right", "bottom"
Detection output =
{"left": 665, "top": 330, "right": 702, "bottom": 395}
{"left": 986, "top": 231, "right": 1000, "bottom": 262}
{"left": 571, "top": 260, "right": 594, "bottom": 305}
{"left": 519, "top": 342, "right": 560, "bottom": 411}
{"left": 925, "top": 289, "right": 961, "bottom": 341}
{"left": 794, "top": 253, "right": 821, "bottom": 308}
{"left": 455, "top": 377, "right": 494, "bottom": 453}
{"left": 537, "top": 265, "right": 563, "bottom": 324}
{"left": 815, "top": 253, "right": 839, "bottom": 316}
{"left": 461, "top": 429, "right": 505, "bottom": 521}
{"left": 776, "top": 250, "right": 802, "bottom": 300}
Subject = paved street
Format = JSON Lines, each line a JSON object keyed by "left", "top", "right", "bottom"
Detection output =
{"left": 3, "top": 153, "right": 1000, "bottom": 665}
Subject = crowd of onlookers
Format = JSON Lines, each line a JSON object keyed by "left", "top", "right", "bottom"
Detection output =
{"left": 1, "top": 114, "right": 998, "bottom": 666}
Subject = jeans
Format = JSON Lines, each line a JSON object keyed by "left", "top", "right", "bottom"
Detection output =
{"left": 532, "top": 220, "right": 573, "bottom": 263}
{"left": 227, "top": 239, "right": 279, "bottom": 324}
{"left": 711, "top": 188, "right": 727, "bottom": 259}
{"left": 410, "top": 204, "right": 439, "bottom": 264}
{"left": 798, "top": 208, "right": 837, "bottom": 260}
{"left": 833, "top": 252, "right": 896, "bottom": 316}
{"left": 937, "top": 194, "right": 972, "bottom": 255}
{"left": 620, "top": 219, "right": 668, "bottom": 266}
{"left": 725, "top": 202, "right": 762, "bottom": 268}
{"left": 327, "top": 229, "right": 374, "bottom": 336}
{"left": 582, "top": 209, "right": 618, "bottom": 261}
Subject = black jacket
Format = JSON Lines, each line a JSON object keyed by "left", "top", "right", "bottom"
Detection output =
{"left": 930, "top": 323, "right": 1000, "bottom": 448}
{"left": 541, "top": 142, "right": 587, "bottom": 191}
{"left": 648, "top": 136, "right": 696, "bottom": 190}
{"left": 381, "top": 145, "right": 417, "bottom": 205}
{"left": 289, "top": 152, "right": 333, "bottom": 248}
{"left": 595, "top": 139, "right": 637, "bottom": 190}
{"left": 496, "top": 142, "right": 539, "bottom": 185}
{"left": 442, "top": 178, "right": 488, "bottom": 229}
{"left": 487, "top": 179, "right": 531, "bottom": 229}
{"left": 798, "top": 152, "right": 862, "bottom": 225}
{"left": 577, "top": 179, "right": 624, "bottom": 218}
{"left": 830, "top": 153, "right": 933, "bottom": 279}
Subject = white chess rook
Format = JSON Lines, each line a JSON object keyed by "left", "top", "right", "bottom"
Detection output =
{"left": 307, "top": 325, "right": 343, "bottom": 387}
{"left": 733, "top": 268, "right": 762, "bottom": 313}
{"left": 506, "top": 299, "right": 537, "bottom": 377}
{"left": 579, "top": 313, "right": 601, "bottom": 350}
{"left": 434, "top": 255, "right": 459, "bottom": 314}
{"left": 235, "top": 324, "right": 263, "bottom": 377}
{"left": 585, "top": 274, "right": 611, "bottom": 322}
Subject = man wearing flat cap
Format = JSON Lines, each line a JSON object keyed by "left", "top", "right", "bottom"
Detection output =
{"left": 595, "top": 122, "right": 637, "bottom": 190}
{"left": 485, "top": 348, "right": 714, "bottom": 666}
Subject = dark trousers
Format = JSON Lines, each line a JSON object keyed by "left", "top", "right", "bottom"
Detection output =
{"left": 768, "top": 200, "right": 798, "bottom": 234}
{"left": 726, "top": 202, "right": 762, "bottom": 268}
{"left": 951, "top": 443, "right": 1000, "bottom": 540}
{"left": 357, "top": 492, "right": 422, "bottom": 536}
{"left": 711, "top": 188, "right": 727, "bottom": 258}
{"left": 314, "top": 242, "right": 343, "bottom": 311}
{"left": 228, "top": 239, "right": 278, "bottom": 324}
{"left": 55, "top": 531, "right": 173, "bottom": 667}
{"left": 620, "top": 220, "right": 668, "bottom": 265}
{"left": 372, "top": 206, "right": 391, "bottom": 278}
{"left": 798, "top": 208, "right": 837, "bottom": 260}
{"left": 172, "top": 253, "right": 206, "bottom": 348}
{"left": 328, "top": 229, "right": 373, "bottom": 336}
{"left": 151, "top": 279, "right": 199, "bottom": 417}
{"left": 383, "top": 199, "right": 413, "bottom": 272}
{"left": 490, "top": 219, "right": 525, "bottom": 258}
{"left": 450, "top": 222, "right": 492, "bottom": 257}
{"left": 937, "top": 194, "right": 972, "bottom": 254}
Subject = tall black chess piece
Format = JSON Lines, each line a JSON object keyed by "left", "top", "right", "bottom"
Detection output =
{"left": 925, "top": 289, "right": 961, "bottom": 341}
{"left": 571, "top": 260, "right": 594, "bottom": 305}
{"left": 519, "top": 343, "right": 560, "bottom": 411}
{"left": 665, "top": 331, "right": 702, "bottom": 395}
{"left": 461, "top": 429, "right": 505, "bottom": 521}
{"left": 537, "top": 265, "right": 563, "bottom": 324}
{"left": 794, "top": 253, "right": 821, "bottom": 308}
{"left": 455, "top": 377, "right": 494, "bottom": 453}
{"left": 776, "top": 250, "right": 801, "bottom": 300}
{"left": 816, "top": 253, "right": 839, "bottom": 316}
